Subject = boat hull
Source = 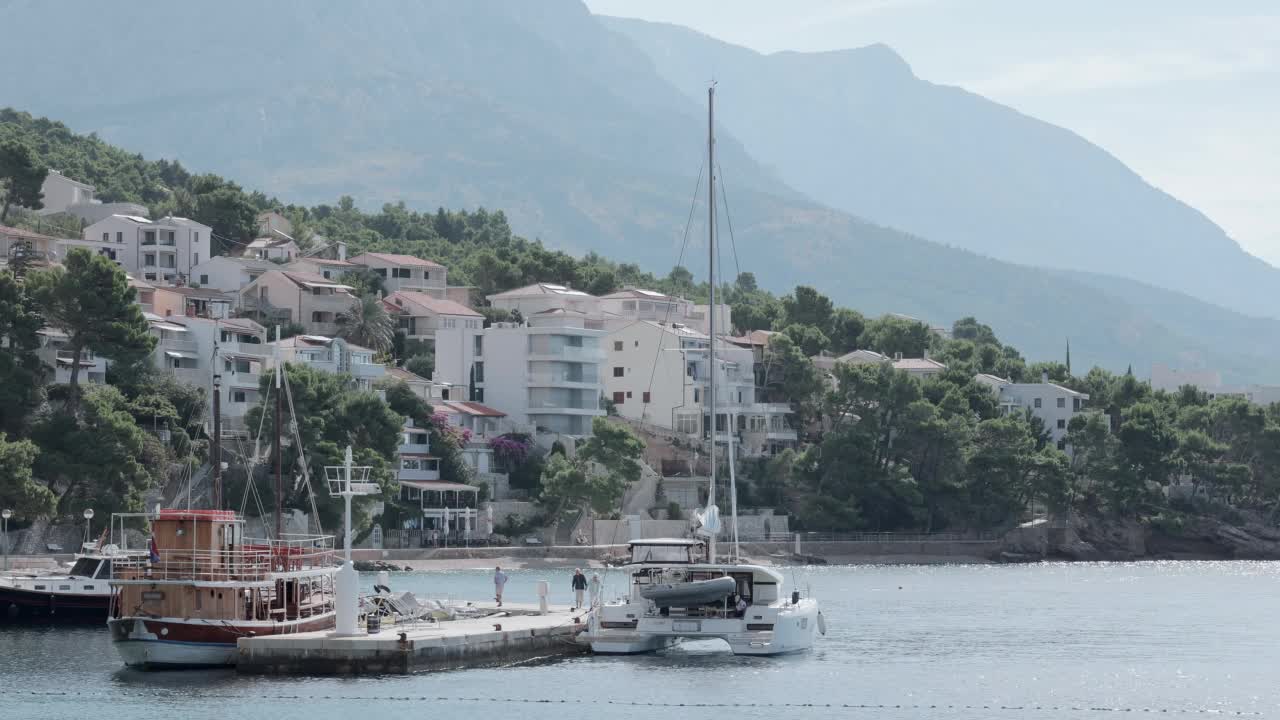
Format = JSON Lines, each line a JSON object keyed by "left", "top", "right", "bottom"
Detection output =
{"left": 109, "top": 613, "right": 336, "bottom": 669}
{"left": 590, "top": 598, "right": 820, "bottom": 657}
{"left": 0, "top": 584, "right": 110, "bottom": 622}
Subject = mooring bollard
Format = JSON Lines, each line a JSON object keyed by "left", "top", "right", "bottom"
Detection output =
{"left": 536, "top": 579, "right": 549, "bottom": 615}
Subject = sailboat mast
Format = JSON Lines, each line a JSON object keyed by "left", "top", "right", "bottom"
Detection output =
{"left": 707, "top": 84, "right": 717, "bottom": 565}
{"left": 274, "top": 324, "right": 283, "bottom": 540}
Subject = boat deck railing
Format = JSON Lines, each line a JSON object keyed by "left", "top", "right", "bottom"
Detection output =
{"left": 112, "top": 535, "right": 337, "bottom": 583}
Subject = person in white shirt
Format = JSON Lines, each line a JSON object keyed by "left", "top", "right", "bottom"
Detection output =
{"left": 493, "top": 566, "right": 508, "bottom": 607}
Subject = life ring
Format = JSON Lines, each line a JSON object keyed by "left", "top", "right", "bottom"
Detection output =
{"left": 816, "top": 611, "right": 827, "bottom": 636}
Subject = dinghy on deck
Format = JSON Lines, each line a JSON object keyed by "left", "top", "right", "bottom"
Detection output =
{"left": 639, "top": 576, "right": 736, "bottom": 608}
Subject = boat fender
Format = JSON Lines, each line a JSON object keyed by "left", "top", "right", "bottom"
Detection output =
{"left": 817, "top": 611, "right": 827, "bottom": 636}
{"left": 373, "top": 584, "right": 391, "bottom": 594}
{"left": 791, "top": 590, "right": 800, "bottom": 605}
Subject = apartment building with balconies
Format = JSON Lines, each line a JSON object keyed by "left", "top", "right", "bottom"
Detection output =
{"left": 190, "top": 255, "right": 275, "bottom": 296}
{"left": 238, "top": 269, "right": 355, "bottom": 336}
{"left": 482, "top": 309, "right": 605, "bottom": 438}
{"left": 486, "top": 282, "right": 602, "bottom": 319}
{"left": 36, "top": 328, "right": 108, "bottom": 385}
{"left": 598, "top": 288, "right": 730, "bottom": 335}
{"left": 146, "top": 315, "right": 270, "bottom": 435}
{"left": 82, "top": 214, "right": 210, "bottom": 285}
{"left": 976, "top": 372, "right": 1094, "bottom": 452}
{"left": 382, "top": 290, "right": 484, "bottom": 394}
{"left": 349, "top": 252, "right": 448, "bottom": 295}
{"left": 266, "top": 334, "right": 385, "bottom": 391}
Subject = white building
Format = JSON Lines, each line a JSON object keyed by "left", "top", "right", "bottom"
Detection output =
{"left": 37, "top": 171, "right": 94, "bottom": 214}
{"left": 349, "top": 252, "right": 448, "bottom": 295}
{"left": 242, "top": 237, "right": 300, "bottom": 262}
{"left": 36, "top": 328, "right": 108, "bottom": 385}
{"left": 598, "top": 288, "right": 729, "bottom": 335}
{"left": 436, "top": 400, "right": 510, "bottom": 477}
{"left": 286, "top": 256, "right": 358, "bottom": 281}
{"left": 238, "top": 270, "right": 356, "bottom": 336}
{"left": 482, "top": 309, "right": 605, "bottom": 437}
{"left": 146, "top": 315, "right": 271, "bottom": 435}
{"left": 892, "top": 353, "right": 947, "bottom": 381}
{"left": 266, "top": 334, "right": 385, "bottom": 390}
{"left": 150, "top": 285, "right": 233, "bottom": 320}
{"left": 382, "top": 291, "right": 484, "bottom": 393}
{"left": 190, "top": 255, "right": 275, "bottom": 295}
{"left": 0, "top": 224, "right": 61, "bottom": 270}
{"left": 813, "top": 348, "right": 890, "bottom": 373}
{"left": 81, "top": 214, "right": 211, "bottom": 285}
{"left": 487, "top": 282, "right": 602, "bottom": 319}
{"left": 976, "top": 373, "right": 1092, "bottom": 450}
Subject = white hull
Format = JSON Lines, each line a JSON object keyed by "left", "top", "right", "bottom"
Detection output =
{"left": 113, "top": 637, "right": 238, "bottom": 668}
{"left": 590, "top": 598, "right": 819, "bottom": 657}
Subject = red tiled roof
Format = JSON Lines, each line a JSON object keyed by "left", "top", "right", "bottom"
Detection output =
{"left": 439, "top": 400, "right": 507, "bottom": 417}
{"left": 386, "top": 290, "right": 481, "bottom": 317}
{"left": 0, "top": 224, "right": 64, "bottom": 242}
{"left": 349, "top": 252, "right": 444, "bottom": 269}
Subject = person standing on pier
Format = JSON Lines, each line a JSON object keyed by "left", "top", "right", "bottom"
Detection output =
{"left": 588, "top": 572, "right": 601, "bottom": 609}
{"left": 493, "top": 566, "right": 508, "bottom": 607}
{"left": 571, "top": 568, "right": 588, "bottom": 610}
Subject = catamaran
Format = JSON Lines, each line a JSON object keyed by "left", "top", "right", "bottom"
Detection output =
{"left": 587, "top": 85, "right": 823, "bottom": 656}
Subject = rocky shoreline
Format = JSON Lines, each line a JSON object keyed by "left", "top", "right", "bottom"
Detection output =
{"left": 998, "top": 515, "right": 1280, "bottom": 563}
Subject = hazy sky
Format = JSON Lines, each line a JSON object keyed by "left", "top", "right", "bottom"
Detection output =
{"left": 587, "top": 0, "right": 1280, "bottom": 266}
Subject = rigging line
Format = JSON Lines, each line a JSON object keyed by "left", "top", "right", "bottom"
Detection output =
{"left": 282, "top": 368, "right": 323, "bottom": 535}
{"left": 641, "top": 158, "right": 704, "bottom": 417}
{"left": 715, "top": 162, "right": 743, "bottom": 284}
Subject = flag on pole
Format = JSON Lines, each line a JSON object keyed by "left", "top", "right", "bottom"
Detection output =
{"left": 148, "top": 536, "right": 160, "bottom": 563}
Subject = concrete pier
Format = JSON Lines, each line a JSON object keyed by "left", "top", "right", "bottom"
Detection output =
{"left": 235, "top": 603, "right": 589, "bottom": 675}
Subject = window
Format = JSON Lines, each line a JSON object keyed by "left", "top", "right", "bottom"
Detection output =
{"left": 693, "top": 388, "right": 701, "bottom": 403}
{"left": 200, "top": 274, "right": 209, "bottom": 285}
{"left": 161, "top": 256, "right": 175, "bottom": 268}
{"left": 1057, "top": 419, "right": 1066, "bottom": 429}
{"left": 374, "top": 268, "right": 387, "bottom": 278}
{"left": 613, "top": 367, "right": 624, "bottom": 378}
{"left": 1057, "top": 439, "right": 1067, "bottom": 451}
{"left": 102, "top": 232, "right": 109, "bottom": 242}
{"left": 193, "top": 253, "right": 199, "bottom": 265}
{"left": 233, "top": 391, "right": 247, "bottom": 403}
{"left": 162, "top": 230, "right": 176, "bottom": 246}
{"left": 393, "top": 268, "right": 411, "bottom": 278}
{"left": 322, "top": 270, "right": 331, "bottom": 279}
{"left": 423, "top": 271, "right": 430, "bottom": 280}
{"left": 144, "top": 273, "right": 156, "bottom": 281}
{"left": 612, "top": 391, "right": 625, "bottom": 404}
{"left": 312, "top": 311, "right": 325, "bottom": 322}
{"left": 1073, "top": 398, "right": 1082, "bottom": 412}
{"left": 642, "top": 391, "right": 651, "bottom": 403}
{"left": 474, "top": 335, "right": 483, "bottom": 356}
{"left": 626, "top": 391, "right": 632, "bottom": 398}
{"left": 677, "top": 414, "right": 699, "bottom": 434}
{"left": 1056, "top": 397, "right": 1066, "bottom": 408}
{"left": 194, "top": 232, "right": 199, "bottom": 245}
{"left": 613, "top": 341, "right": 623, "bottom": 351}
{"left": 1033, "top": 398, "right": 1042, "bottom": 408}
{"left": 144, "top": 230, "right": 156, "bottom": 245}
{"left": 116, "top": 231, "right": 123, "bottom": 243}
{"left": 144, "top": 254, "right": 156, "bottom": 267}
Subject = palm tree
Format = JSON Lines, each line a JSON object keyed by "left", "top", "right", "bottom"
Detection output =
{"left": 337, "top": 295, "right": 394, "bottom": 353}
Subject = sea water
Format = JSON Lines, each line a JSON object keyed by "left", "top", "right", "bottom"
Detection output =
{"left": 1, "top": 561, "right": 1277, "bottom": 719}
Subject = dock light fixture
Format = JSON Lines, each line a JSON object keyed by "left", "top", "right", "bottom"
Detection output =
{"left": 83, "top": 508, "right": 95, "bottom": 546}
{"left": 2, "top": 508, "right": 11, "bottom": 571}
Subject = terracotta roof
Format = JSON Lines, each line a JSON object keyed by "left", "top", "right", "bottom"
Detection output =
{"left": 486, "top": 282, "right": 594, "bottom": 300}
{"left": 724, "top": 329, "right": 776, "bottom": 347}
{"left": 0, "top": 224, "right": 64, "bottom": 242}
{"left": 892, "top": 358, "right": 947, "bottom": 371}
{"left": 439, "top": 400, "right": 507, "bottom": 417}
{"left": 278, "top": 270, "right": 354, "bottom": 292}
{"left": 160, "top": 286, "right": 232, "bottom": 300}
{"left": 387, "top": 367, "right": 431, "bottom": 384}
{"left": 385, "top": 290, "right": 481, "bottom": 317}
{"left": 349, "top": 252, "right": 444, "bottom": 269}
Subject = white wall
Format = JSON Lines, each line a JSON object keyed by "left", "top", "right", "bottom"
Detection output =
{"left": 38, "top": 172, "right": 94, "bottom": 215}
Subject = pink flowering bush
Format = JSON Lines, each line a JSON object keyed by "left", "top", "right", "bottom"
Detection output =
{"left": 490, "top": 432, "right": 534, "bottom": 467}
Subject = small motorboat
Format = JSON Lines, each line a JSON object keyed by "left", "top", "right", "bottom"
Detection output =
{"left": 639, "top": 575, "right": 736, "bottom": 608}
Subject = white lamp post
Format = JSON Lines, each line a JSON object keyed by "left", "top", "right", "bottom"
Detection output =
{"left": 325, "top": 446, "right": 375, "bottom": 637}
{"left": 83, "top": 508, "right": 95, "bottom": 547}
{"left": 2, "top": 509, "right": 11, "bottom": 571}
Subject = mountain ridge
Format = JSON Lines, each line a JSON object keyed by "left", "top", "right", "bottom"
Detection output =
{"left": 602, "top": 15, "right": 1279, "bottom": 319}
{"left": 0, "top": 1, "right": 1275, "bottom": 383}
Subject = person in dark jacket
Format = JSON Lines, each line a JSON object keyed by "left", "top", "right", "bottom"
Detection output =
{"left": 571, "top": 568, "right": 588, "bottom": 610}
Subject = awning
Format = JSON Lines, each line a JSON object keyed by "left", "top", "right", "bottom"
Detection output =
{"left": 297, "top": 280, "right": 354, "bottom": 291}
{"left": 152, "top": 321, "right": 189, "bottom": 332}
{"left": 55, "top": 358, "right": 95, "bottom": 367}
{"left": 399, "top": 480, "right": 479, "bottom": 493}
{"left": 164, "top": 350, "right": 198, "bottom": 359}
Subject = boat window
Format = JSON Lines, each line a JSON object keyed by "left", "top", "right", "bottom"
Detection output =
{"left": 142, "top": 591, "right": 164, "bottom": 601}
{"left": 83, "top": 585, "right": 94, "bottom": 590}
{"left": 59, "top": 585, "right": 71, "bottom": 591}
{"left": 33, "top": 585, "right": 46, "bottom": 591}
{"left": 99, "top": 561, "right": 113, "bottom": 579}
{"left": 68, "top": 558, "right": 100, "bottom": 577}
{"left": 630, "top": 545, "right": 693, "bottom": 564}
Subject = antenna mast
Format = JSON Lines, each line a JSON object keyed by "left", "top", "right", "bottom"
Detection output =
{"left": 707, "top": 83, "right": 717, "bottom": 565}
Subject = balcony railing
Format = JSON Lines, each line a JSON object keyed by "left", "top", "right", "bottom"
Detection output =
{"left": 112, "top": 535, "right": 336, "bottom": 583}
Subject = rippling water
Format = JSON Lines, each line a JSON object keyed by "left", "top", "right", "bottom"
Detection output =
{"left": 2, "top": 561, "right": 1277, "bottom": 720}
